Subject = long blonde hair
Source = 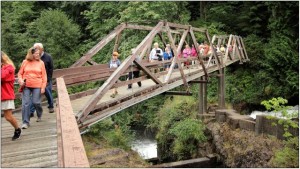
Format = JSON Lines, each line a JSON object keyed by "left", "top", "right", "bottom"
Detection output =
{"left": 1, "top": 51, "right": 15, "bottom": 69}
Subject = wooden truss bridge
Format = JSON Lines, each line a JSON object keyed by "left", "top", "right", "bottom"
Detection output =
{"left": 56, "top": 21, "right": 249, "bottom": 129}
{"left": 1, "top": 21, "right": 248, "bottom": 167}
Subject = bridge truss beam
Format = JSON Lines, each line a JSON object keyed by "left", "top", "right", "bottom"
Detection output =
{"left": 53, "top": 21, "right": 249, "bottom": 128}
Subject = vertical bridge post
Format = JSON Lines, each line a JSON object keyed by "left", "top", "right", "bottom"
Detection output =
{"left": 218, "top": 68, "right": 225, "bottom": 109}
{"left": 198, "top": 76, "right": 207, "bottom": 115}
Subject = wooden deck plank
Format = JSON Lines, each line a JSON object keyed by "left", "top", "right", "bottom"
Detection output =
{"left": 72, "top": 58, "right": 240, "bottom": 128}
{"left": 72, "top": 66, "right": 206, "bottom": 113}
{"left": 1, "top": 105, "right": 58, "bottom": 168}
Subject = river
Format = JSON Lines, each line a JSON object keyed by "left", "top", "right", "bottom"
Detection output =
{"left": 130, "top": 128, "right": 157, "bottom": 160}
{"left": 249, "top": 105, "right": 299, "bottom": 119}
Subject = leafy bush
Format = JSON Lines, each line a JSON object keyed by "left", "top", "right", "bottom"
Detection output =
{"left": 104, "top": 127, "right": 133, "bottom": 151}
{"left": 261, "top": 97, "right": 298, "bottom": 139}
{"left": 85, "top": 118, "right": 134, "bottom": 151}
{"left": 270, "top": 137, "right": 299, "bottom": 168}
{"left": 169, "top": 118, "right": 207, "bottom": 160}
{"left": 156, "top": 96, "right": 206, "bottom": 161}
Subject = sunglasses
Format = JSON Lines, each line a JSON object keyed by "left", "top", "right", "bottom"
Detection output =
{"left": 31, "top": 48, "right": 36, "bottom": 54}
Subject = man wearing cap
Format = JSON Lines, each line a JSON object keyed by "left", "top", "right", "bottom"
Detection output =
{"left": 109, "top": 52, "right": 121, "bottom": 98}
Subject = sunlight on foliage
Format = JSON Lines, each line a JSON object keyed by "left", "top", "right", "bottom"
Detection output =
{"left": 261, "top": 97, "right": 298, "bottom": 139}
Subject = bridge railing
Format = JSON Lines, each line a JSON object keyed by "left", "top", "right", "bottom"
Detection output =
{"left": 51, "top": 57, "right": 207, "bottom": 90}
{"left": 56, "top": 77, "right": 90, "bottom": 167}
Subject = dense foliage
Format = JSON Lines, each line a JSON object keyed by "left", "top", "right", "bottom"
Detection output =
{"left": 261, "top": 97, "right": 298, "bottom": 139}
{"left": 260, "top": 97, "right": 299, "bottom": 167}
{"left": 84, "top": 118, "right": 134, "bottom": 151}
{"left": 2, "top": 2, "right": 297, "bottom": 166}
{"left": 155, "top": 96, "right": 207, "bottom": 161}
{"left": 1, "top": 1, "right": 298, "bottom": 108}
{"left": 270, "top": 136, "right": 299, "bottom": 168}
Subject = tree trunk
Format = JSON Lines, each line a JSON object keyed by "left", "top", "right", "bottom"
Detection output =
{"left": 200, "top": 1, "right": 206, "bottom": 20}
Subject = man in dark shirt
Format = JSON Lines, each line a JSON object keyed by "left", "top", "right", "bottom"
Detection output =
{"left": 31, "top": 43, "right": 54, "bottom": 116}
{"left": 128, "top": 48, "right": 142, "bottom": 89}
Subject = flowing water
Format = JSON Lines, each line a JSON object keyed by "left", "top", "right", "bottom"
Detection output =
{"left": 130, "top": 128, "right": 157, "bottom": 159}
{"left": 249, "top": 105, "right": 299, "bottom": 119}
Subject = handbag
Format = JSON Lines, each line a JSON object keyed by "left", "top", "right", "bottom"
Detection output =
{"left": 18, "top": 79, "right": 26, "bottom": 93}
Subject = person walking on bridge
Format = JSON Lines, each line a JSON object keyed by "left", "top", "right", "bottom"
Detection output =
{"left": 128, "top": 48, "right": 142, "bottom": 89}
{"left": 1, "top": 51, "right": 22, "bottom": 140}
{"left": 109, "top": 52, "right": 121, "bottom": 98}
{"left": 18, "top": 47, "right": 47, "bottom": 129}
{"left": 29, "top": 43, "right": 54, "bottom": 117}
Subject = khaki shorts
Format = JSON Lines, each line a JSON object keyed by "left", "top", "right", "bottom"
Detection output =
{"left": 1, "top": 100, "right": 15, "bottom": 110}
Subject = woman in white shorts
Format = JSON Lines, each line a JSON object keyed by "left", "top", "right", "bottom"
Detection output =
{"left": 1, "top": 51, "right": 21, "bottom": 141}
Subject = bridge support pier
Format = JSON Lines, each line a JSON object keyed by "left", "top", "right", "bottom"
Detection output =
{"left": 218, "top": 68, "right": 225, "bottom": 109}
{"left": 199, "top": 76, "right": 207, "bottom": 114}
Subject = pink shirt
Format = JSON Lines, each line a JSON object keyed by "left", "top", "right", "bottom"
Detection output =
{"left": 191, "top": 47, "right": 197, "bottom": 57}
{"left": 182, "top": 48, "right": 191, "bottom": 58}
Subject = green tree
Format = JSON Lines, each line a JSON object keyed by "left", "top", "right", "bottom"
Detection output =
{"left": 206, "top": 2, "right": 271, "bottom": 37}
{"left": 204, "top": 1, "right": 299, "bottom": 109}
{"left": 1, "top": 1, "right": 37, "bottom": 69}
{"left": 28, "top": 9, "right": 81, "bottom": 68}
{"left": 84, "top": 2, "right": 128, "bottom": 39}
{"left": 119, "top": 1, "right": 190, "bottom": 24}
{"left": 83, "top": 2, "right": 191, "bottom": 65}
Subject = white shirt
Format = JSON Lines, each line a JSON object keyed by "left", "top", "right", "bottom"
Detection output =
{"left": 149, "top": 48, "right": 163, "bottom": 60}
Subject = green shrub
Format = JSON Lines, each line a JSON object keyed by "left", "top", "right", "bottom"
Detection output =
{"left": 85, "top": 118, "right": 134, "bottom": 151}
{"left": 104, "top": 127, "right": 133, "bottom": 151}
{"left": 169, "top": 118, "right": 207, "bottom": 160}
{"left": 261, "top": 97, "right": 299, "bottom": 139}
{"left": 156, "top": 96, "right": 206, "bottom": 161}
{"left": 270, "top": 137, "right": 299, "bottom": 168}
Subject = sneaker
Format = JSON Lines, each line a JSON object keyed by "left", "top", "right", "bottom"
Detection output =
{"left": 12, "top": 128, "right": 21, "bottom": 141}
{"left": 110, "top": 93, "right": 118, "bottom": 98}
{"left": 49, "top": 108, "right": 54, "bottom": 113}
{"left": 36, "top": 117, "right": 42, "bottom": 122}
{"left": 21, "top": 123, "right": 29, "bottom": 129}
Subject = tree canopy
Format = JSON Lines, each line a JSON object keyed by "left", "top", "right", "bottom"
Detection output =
{"left": 1, "top": 1, "right": 298, "bottom": 108}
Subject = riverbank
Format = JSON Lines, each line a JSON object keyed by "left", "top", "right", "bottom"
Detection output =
{"left": 82, "top": 117, "right": 297, "bottom": 168}
{"left": 82, "top": 136, "right": 149, "bottom": 168}
{"left": 206, "top": 122, "right": 284, "bottom": 167}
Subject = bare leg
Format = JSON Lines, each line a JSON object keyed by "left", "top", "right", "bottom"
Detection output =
{"left": 4, "top": 109, "right": 19, "bottom": 129}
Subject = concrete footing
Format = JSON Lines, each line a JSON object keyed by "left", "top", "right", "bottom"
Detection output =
{"left": 151, "top": 154, "right": 217, "bottom": 168}
{"left": 215, "top": 109, "right": 299, "bottom": 140}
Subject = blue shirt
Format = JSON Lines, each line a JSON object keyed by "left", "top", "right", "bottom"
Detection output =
{"left": 163, "top": 52, "right": 173, "bottom": 60}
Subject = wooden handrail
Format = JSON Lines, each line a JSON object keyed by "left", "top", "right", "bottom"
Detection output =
{"left": 56, "top": 77, "right": 89, "bottom": 168}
